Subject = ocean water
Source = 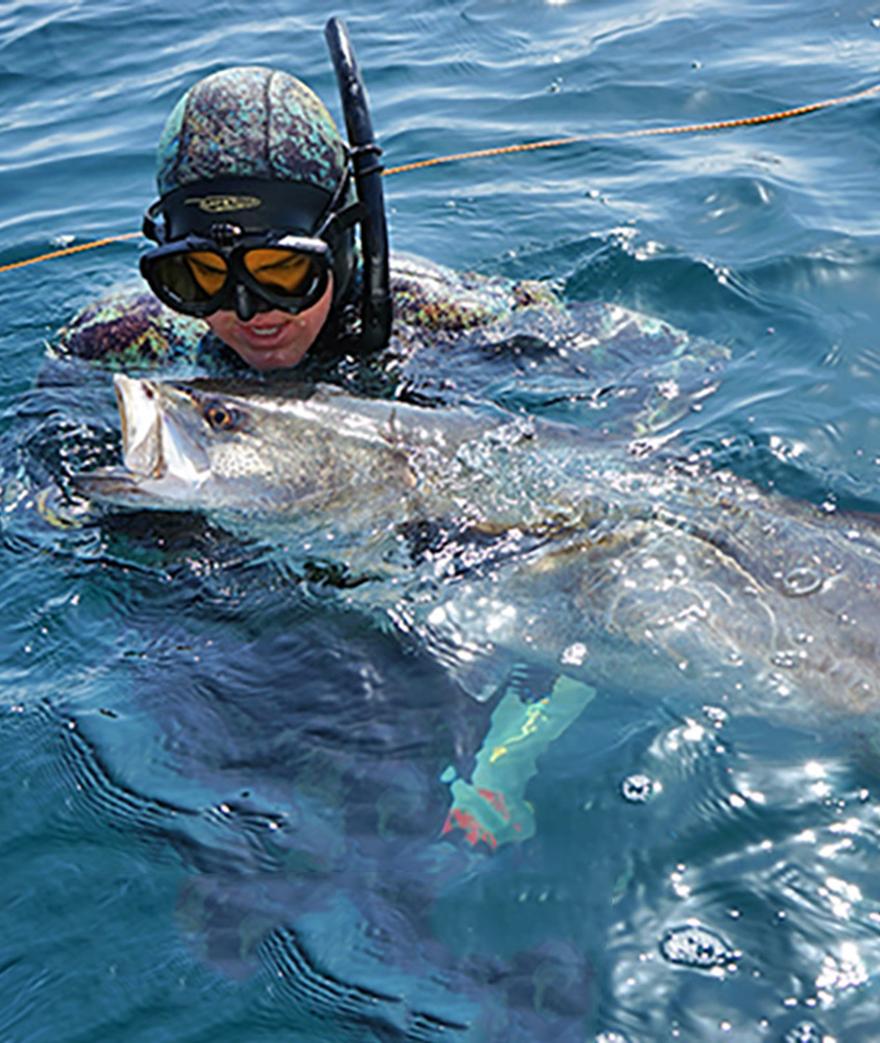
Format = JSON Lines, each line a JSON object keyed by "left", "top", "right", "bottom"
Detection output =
{"left": 2, "top": 1, "right": 880, "bottom": 1041}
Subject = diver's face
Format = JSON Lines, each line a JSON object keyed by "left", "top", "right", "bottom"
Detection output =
{"left": 205, "top": 275, "right": 334, "bottom": 371}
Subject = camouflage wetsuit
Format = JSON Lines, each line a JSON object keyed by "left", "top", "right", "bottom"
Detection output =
{"left": 55, "top": 252, "right": 559, "bottom": 374}
{"left": 27, "top": 58, "right": 739, "bottom": 1037}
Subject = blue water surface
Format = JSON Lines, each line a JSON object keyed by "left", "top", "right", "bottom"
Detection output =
{"left": 2, "top": 2, "right": 880, "bottom": 1041}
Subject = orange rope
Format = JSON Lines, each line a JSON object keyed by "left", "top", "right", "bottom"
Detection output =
{"left": 0, "top": 231, "right": 141, "bottom": 275}
{"left": 383, "top": 81, "right": 880, "bottom": 175}
{"left": 3, "top": 81, "right": 879, "bottom": 275}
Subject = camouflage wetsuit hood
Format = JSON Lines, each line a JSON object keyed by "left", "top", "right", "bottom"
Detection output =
{"left": 153, "top": 66, "right": 358, "bottom": 320}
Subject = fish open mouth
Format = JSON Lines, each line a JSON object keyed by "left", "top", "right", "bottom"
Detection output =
{"left": 115, "top": 374, "right": 164, "bottom": 476}
{"left": 74, "top": 375, "right": 211, "bottom": 507}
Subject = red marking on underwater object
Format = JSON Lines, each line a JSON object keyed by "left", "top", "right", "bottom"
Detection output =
{"left": 442, "top": 808, "right": 498, "bottom": 851}
{"left": 477, "top": 787, "right": 511, "bottom": 821}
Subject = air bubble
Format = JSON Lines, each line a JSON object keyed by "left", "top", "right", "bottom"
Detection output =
{"left": 783, "top": 1021, "right": 824, "bottom": 1043}
{"left": 659, "top": 924, "right": 735, "bottom": 968}
{"left": 781, "top": 565, "right": 823, "bottom": 597}
{"left": 771, "top": 650, "right": 802, "bottom": 669}
{"left": 621, "top": 774, "right": 656, "bottom": 803}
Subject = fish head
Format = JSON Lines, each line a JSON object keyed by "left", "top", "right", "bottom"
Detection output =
{"left": 77, "top": 374, "right": 342, "bottom": 515}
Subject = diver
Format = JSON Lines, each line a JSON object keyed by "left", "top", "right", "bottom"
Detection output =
{"left": 56, "top": 21, "right": 561, "bottom": 381}
{"left": 54, "top": 21, "right": 722, "bottom": 419}
{"left": 50, "top": 20, "right": 724, "bottom": 855}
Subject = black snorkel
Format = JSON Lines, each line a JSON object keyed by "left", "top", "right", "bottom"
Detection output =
{"left": 325, "top": 17, "right": 392, "bottom": 353}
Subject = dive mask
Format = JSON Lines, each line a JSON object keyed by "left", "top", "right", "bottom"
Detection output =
{"left": 140, "top": 174, "right": 360, "bottom": 320}
{"left": 140, "top": 230, "right": 333, "bottom": 319}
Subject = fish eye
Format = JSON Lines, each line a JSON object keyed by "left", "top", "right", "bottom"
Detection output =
{"left": 203, "top": 400, "right": 241, "bottom": 432}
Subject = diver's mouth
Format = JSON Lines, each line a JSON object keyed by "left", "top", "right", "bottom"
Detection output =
{"left": 235, "top": 321, "right": 295, "bottom": 354}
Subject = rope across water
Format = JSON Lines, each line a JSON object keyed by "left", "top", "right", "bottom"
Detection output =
{"left": 382, "top": 82, "right": 880, "bottom": 175}
{"left": 2, "top": 81, "right": 878, "bottom": 276}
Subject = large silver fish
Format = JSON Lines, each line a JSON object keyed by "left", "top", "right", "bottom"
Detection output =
{"left": 80, "top": 374, "right": 880, "bottom": 716}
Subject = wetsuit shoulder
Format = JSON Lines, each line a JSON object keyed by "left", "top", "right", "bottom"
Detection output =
{"left": 53, "top": 286, "right": 210, "bottom": 370}
{"left": 389, "top": 252, "right": 563, "bottom": 333}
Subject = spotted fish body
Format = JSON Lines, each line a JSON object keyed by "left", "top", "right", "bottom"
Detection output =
{"left": 80, "top": 375, "right": 880, "bottom": 716}
{"left": 419, "top": 466, "right": 880, "bottom": 716}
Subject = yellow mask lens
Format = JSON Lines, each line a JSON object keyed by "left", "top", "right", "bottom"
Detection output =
{"left": 244, "top": 248, "right": 313, "bottom": 294}
{"left": 185, "top": 251, "right": 228, "bottom": 296}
